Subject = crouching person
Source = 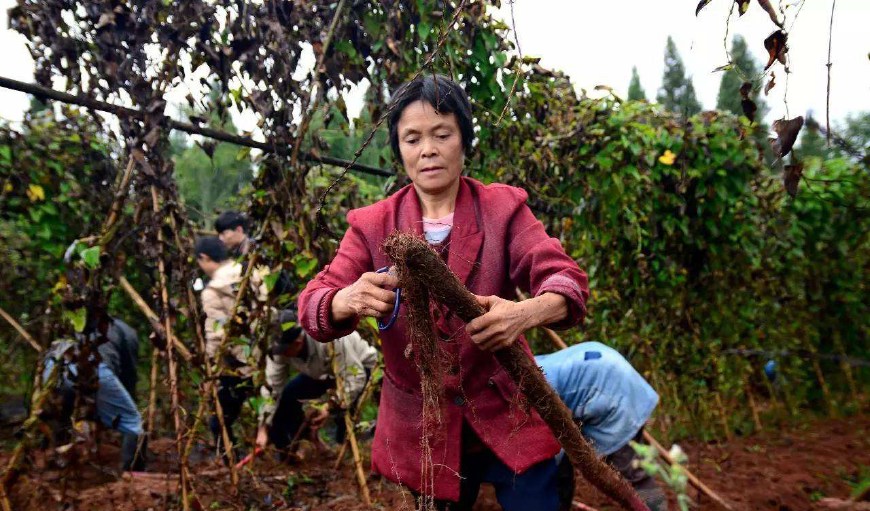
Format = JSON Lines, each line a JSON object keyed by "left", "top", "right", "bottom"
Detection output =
{"left": 536, "top": 342, "right": 665, "bottom": 511}
{"left": 42, "top": 317, "right": 146, "bottom": 472}
{"left": 195, "top": 236, "right": 263, "bottom": 462}
{"left": 256, "top": 309, "right": 377, "bottom": 456}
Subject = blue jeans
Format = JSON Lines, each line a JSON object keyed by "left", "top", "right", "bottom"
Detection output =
{"left": 433, "top": 445, "right": 561, "bottom": 511}
{"left": 43, "top": 359, "right": 143, "bottom": 436}
{"left": 535, "top": 341, "right": 659, "bottom": 456}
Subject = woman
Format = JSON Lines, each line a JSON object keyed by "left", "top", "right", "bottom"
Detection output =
{"left": 299, "top": 75, "right": 589, "bottom": 510}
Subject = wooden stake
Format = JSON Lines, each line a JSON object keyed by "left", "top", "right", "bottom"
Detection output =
{"left": 151, "top": 186, "right": 190, "bottom": 510}
{"left": 330, "top": 345, "right": 372, "bottom": 506}
{"left": 333, "top": 361, "right": 380, "bottom": 470}
{"left": 807, "top": 344, "right": 835, "bottom": 415}
{"left": 745, "top": 382, "right": 763, "bottom": 431}
{"left": 118, "top": 276, "right": 192, "bottom": 361}
{"left": 714, "top": 392, "right": 734, "bottom": 442}
{"left": 0, "top": 305, "right": 42, "bottom": 353}
{"left": 642, "top": 430, "right": 734, "bottom": 511}
{"left": 146, "top": 347, "right": 160, "bottom": 435}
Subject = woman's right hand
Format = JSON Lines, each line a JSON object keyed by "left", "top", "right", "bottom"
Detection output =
{"left": 330, "top": 270, "right": 399, "bottom": 323}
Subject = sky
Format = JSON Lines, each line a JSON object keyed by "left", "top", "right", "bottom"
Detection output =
{"left": 0, "top": 0, "right": 868, "bottom": 130}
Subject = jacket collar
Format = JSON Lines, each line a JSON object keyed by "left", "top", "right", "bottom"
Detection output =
{"left": 399, "top": 178, "right": 483, "bottom": 285}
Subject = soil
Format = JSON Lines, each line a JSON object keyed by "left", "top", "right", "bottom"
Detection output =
{"left": 4, "top": 415, "right": 868, "bottom": 511}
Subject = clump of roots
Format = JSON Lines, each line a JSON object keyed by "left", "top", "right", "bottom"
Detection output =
{"left": 383, "top": 232, "right": 649, "bottom": 511}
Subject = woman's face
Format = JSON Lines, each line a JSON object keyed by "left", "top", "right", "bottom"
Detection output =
{"left": 396, "top": 100, "right": 464, "bottom": 198}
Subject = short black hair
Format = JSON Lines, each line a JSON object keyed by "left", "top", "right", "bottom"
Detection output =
{"left": 387, "top": 74, "right": 474, "bottom": 164}
{"left": 194, "top": 236, "right": 228, "bottom": 263}
{"left": 270, "top": 309, "right": 304, "bottom": 356}
{"left": 214, "top": 211, "right": 249, "bottom": 234}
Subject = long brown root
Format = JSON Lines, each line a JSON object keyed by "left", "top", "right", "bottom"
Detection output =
{"left": 383, "top": 232, "right": 649, "bottom": 511}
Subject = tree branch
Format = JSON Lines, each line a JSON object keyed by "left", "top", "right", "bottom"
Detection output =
{"left": 0, "top": 75, "right": 394, "bottom": 178}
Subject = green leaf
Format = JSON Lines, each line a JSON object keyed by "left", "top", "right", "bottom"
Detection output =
{"left": 236, "top": 146, "right": 251, "bottom": 161}
{"left": 263, "top": 271, "right": 280, "bottom": 293}
{"left": 418, "top": 21, "right": 432, "bottom": 40}
{"left": 64, "top": 308, "right": 87, "bottom": 333}
{"left": 293, "top": 255, "right": 318, "bottom": 278}
{"left": 81, "top": 246, "right": 100, "bottom": 269}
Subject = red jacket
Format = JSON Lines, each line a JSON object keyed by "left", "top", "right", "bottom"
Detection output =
{"left": 299, "top": 177, "right": 589, "bottom": 501}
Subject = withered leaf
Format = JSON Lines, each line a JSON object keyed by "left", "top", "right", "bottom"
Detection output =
{"left": 735, "top": 0, "right": 751, "bottom": 16}
{"left": 197, "top": 140, "right": 216, "bottom": 159}
{"left": 783, "top": 162, "right": 803, "bottom": 197}
{"left": 130, "top": 148, "right": 156, "bottom": 177}
{"left": 764, "top": 30, "right": 788, "bottom": 70}
{"left": 386, "top": 37, "right": 400, "bottom": 57}
{"left": 143, "top": 127, "right": 161, "bottom": 148}
{"left": 764, "top": 72, "right": 776, "bottom": 96}
{"left": 757, "top": 0, "right": 782, "bottom": 27}
{"left": 696, "top": 0, "right": 714, "bottom": 16}
{"left": 769, "top": 116, "right": 804, "bottom": 158}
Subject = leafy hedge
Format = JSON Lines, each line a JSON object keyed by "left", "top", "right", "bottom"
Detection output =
{"left": 473, "top": 72, "right": 869, "bottom": 438}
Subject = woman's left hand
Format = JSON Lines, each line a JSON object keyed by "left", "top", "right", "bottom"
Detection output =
{"left": 466, "top": 295, "right": 531, "bottom": 352}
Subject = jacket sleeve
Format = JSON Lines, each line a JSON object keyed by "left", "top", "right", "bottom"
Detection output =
{"left": 333, "top": 331, "right": 372, "bottom": 406}
{"left": 299, "top": 215, "right": 373, "bottom": 342}
{"left": 258, "top": 354, "right": 288, "bottom": 426}
{"left": 202, "top": 288, "right": 228, "bottom": 359}
{"left": 506, "top": 198, "right": 589, "bottom": 330}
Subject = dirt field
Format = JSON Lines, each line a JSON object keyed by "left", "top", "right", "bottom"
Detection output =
{"left": 5, "top": 415, "right": 869, "bottom": 511}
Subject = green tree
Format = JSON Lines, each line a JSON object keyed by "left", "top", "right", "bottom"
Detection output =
{"left": 716, "top": 35, "right": 766, "bottom": 119}
{"left": 627, "top": 66, "right": 647, "bottom": 101}
{"left": 833, "top": 111, "right": 870, "bottom": 164}
{"left": 796, "top": 115, "right": 830, "bottom": 159}
{"left": 171, "top": 90, "right": 253, "bottom": 229}
{"left": 656, "top": 36, "right": 702, "bottom": 117}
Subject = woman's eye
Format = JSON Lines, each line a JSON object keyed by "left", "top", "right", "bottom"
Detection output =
{"left": 405, "top": 138, "right": 419, "bottom": 144}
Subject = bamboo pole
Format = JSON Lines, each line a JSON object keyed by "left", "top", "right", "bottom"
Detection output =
{"left": 714, "top": 392, "right": 734, "bottom": 442}
{"left": 151, "top": 186, "right": 190, "bottom": 510}
{"left": 642, "top": 431, "right": 734, "bottom": 511}
{"left": 745, "top": 382, "right": 763, "bottom": 431}
{"left": 0, "top": 305, "right": 42, "bottom": 353}
{"left": 330, "top": 345, "right": 372, "bottom": 506}
{"left": 118, "top": 276, "right": 192, "bottom": 362}
{"left": 333, "top": 360, "right": 380, "bottom": 470}
{"left": 146, "top": 348, "right": 160, "bottom": 435}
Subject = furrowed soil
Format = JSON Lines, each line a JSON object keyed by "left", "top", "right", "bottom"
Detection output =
{"left": 4, "top": 415, "right": 868, "bottom": 511}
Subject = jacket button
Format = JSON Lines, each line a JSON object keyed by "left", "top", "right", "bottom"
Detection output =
{"left": 453, "top": 396, "right": 465, "bottom": 406}
{"left": 487, "top": 378, "right": 495, "bottom": 387}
